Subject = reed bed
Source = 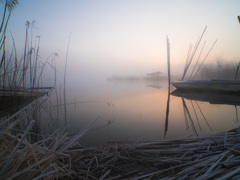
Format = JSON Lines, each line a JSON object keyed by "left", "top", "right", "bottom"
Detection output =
{"left": 0, "top": 92, "right": 87, "bottom": 180}
{"left": 0, "top": 121, "right": 76, "bottom": 179}
{"left": 1, "top": 1, "right": 57, "bottom": 94}
{"left": 62, "top": 128, "right": 240, "bottom": 179}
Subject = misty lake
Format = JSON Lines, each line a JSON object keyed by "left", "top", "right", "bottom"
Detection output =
{"left": 38, "top": 78, "right": 240, "bottom": 146}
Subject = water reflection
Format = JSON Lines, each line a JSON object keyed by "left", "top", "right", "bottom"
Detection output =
{"left": 171, "top": 89, "right": 240, "bottom": 137}
{"left": 171, "top": 89, "right": 240, "bottom": 124}
{"left": 164, "top": 90, "right": 170, "bottom": 138}
{"left": 171, "top": 89, "right": 240, "bottom": 106}
{"left": 36, "top": 80, "right": 240, "bottom": 146}
{"left": 182, "top": 98, "right": 199, "bottom": 136}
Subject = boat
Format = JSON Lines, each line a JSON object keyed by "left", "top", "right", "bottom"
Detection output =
{"left": 171, "top": 79, "right": 240, "bottom": 93}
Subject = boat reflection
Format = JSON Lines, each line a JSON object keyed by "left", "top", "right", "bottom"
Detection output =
{"left": 171, "top": 89, "right": 240, "bottom": 124}
{"left": 181, "top": 98, "right": 213, "bottom": 136}
{"left": 164, "top": 89, "right": 240, "bottom": 138}
{"left": 171, "top": 89, "right": 240, "bottom": 106}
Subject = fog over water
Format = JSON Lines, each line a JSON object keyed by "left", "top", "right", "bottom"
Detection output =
{"left": 37, "top": 77, "right": 240, "bottom": 146}
{"left": 3, "top": 0, "right": 240, "bottom": 146}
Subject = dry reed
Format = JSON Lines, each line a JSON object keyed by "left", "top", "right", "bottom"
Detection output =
{"left": 64, "top": 128, "right": 240, "bottom": 179}
{"left": 0, "top": 93, "right": 88, "bottom": 179}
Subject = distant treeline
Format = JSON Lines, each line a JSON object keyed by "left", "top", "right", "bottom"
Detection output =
{"left": 196, "top": 60, "right": 240, "bottom": 80}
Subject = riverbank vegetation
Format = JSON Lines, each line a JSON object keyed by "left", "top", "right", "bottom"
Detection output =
{"left": 176, "top": 59, "right": 240, "bottom": 81}
{"left": 0, "top": 0, "right": 57, "bottom": 92}
{"left": 197, "top": 60, "right": 240, "bottom": 80}
{"left": 0, "top": 0, "right": 57, "bottom": 117}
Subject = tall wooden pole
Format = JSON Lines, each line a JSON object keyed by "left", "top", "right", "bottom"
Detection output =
{"left": 166, "top": 35, "right": 171, "bottom": 91}
{"left": 164, "top": 36, "right": 171, "bottom": 138}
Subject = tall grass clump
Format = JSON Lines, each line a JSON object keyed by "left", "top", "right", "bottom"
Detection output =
{"left": 0, "top": 0, "right": 58, "bottom": 120}
{"left": 0, "top": 0, "right": 19, "bottom": 90}
{"left": 195, "top": 59, "right": 240, "bottom": 80}
{"left": 0, "top": 1, "right": 58, "bottom": 95}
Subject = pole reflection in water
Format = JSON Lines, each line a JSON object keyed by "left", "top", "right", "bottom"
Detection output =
{"left": 164, "top": 91, "right": 170, "bottom": 138}
{"left": 182, "top": 98, "right": 198, "bottom": 136}
{"left": 235, "top": 105, "right": 239, "bottom": 123}
{"left": 164, "top": 89, "right": 214, "bottom": 138}
{"left": 190, "top": 100, "right": 202, "bottom": 132}
{"left": 171, "top": 89, "right": 240, "bottom": 136}
{"left": 195, "top": 101, "right": 212, "bottom": 131}
{"left": 164, "top": 35, "right": 171, "bottom": 138}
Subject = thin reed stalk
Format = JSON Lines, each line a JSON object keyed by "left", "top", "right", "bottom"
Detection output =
{"left": 189, "top": 41, "right": 206, "bottom": 80}
{"left": 22, "top": 21, "right": 29, "bottom": 89}
{"left": 32, "top": 36, "right": 40, "bottom": 88}
{"left": 192, "top": 39, "right": 218, "bottom": 79}
{"left": 182, "top": 26, "right": 207, "bottom": 80}
{"left": 63, "top": 32, "right": 71, "bottom": 126}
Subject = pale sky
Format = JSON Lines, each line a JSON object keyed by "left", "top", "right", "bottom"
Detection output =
{"left": 4, "top": 0, "right": 240, "bottom": 80}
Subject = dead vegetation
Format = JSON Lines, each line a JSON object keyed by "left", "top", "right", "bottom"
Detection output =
{"left": 66, "top": 129, "right": 240, "bottom": 179}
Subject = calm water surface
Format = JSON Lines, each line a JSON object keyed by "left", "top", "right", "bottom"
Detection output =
{"left": 39, "top": 79, "right": 240, "bottom": 146}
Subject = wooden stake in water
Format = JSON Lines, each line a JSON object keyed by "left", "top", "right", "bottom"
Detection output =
{"left": 164, "top": 36, "right": 171, "bottom": 138}
{"left": 166, "top": 35, "right": 171, "bottom": 91}
{"left": 235, "top": 62, "right": 240, "bottom": 80}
